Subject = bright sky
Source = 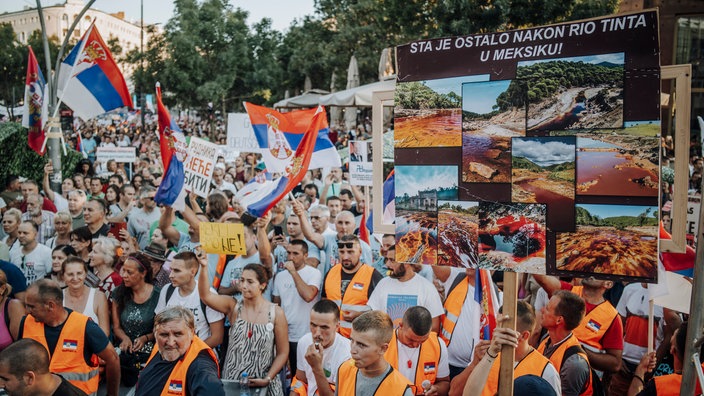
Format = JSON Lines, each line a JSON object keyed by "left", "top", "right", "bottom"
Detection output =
{"left": 1, "top": 0, "right": 317, "bottom": 32}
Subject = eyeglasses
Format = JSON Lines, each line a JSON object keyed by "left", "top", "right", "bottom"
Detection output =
{"left": 337, "top": 242, "right": 355, "bottom": 249}
{"left": 310, "top": 216, "right": 320, "bottom": 220}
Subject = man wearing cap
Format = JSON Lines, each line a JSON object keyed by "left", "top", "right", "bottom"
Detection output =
{"left": 143, "top": 242, "right": 171, "bottom": 289}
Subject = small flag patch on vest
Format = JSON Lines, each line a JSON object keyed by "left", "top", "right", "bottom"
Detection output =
{"left": 168, "top": 380, "right": 183, "bottom": 394}
{"left": 423, "top": 362, "right": 436, "bottom": 374}
{"left": 62, "top": 339, "right": 78, "bottom": 351}
{"left": 352, "top": 282, "right": 364, "bottom": 290}
{"left": 586, "top": 319, "right": 601, "bottom": 333}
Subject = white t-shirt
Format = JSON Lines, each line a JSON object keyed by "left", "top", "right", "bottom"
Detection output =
{"left": 367, "top": 274, "right": 444, "bottom": 327}
{"left": 442, "top": 268, "right": 503, "bottom": 368}
{"left": 297, "top": 332, "right": 351, "bottom": 396}
{"left": 154, "top": 281, "right": 225, "bottom": 341}
{"left": 10, "top": 243, "right": 52, "bottom": 286}
{"left": 393, "top": 335, "right": 450, "bottom": 384}
{"left": 273, "top": 266, "right": 322, "bottom": 342}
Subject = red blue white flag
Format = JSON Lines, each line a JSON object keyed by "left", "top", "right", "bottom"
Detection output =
{"left": 242, "top": 103, "right": 327, "bottom": 218}
{"left": 474, "top": 269, "right": 498, "bottom": 340}
{"left": 246, "top": 103, "right": 340, "bottom": 173}
{"left": 21, "top": 46, "right": 47, "bottom": 155}
{"left": 154, "top": 83, "right": 188, "bottom": 211}
{"left": 57, "top": 22, "right": 133, "bottom": 120}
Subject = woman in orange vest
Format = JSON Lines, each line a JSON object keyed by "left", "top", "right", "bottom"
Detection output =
{"left": 627, "top": 321, "right": 704, "bottom": 396}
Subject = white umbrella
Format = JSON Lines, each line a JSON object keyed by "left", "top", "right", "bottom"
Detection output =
{"left": 273, "top": 89, "right": 329, "bottom": 109}
{"left": 345, "top": 55, "right": 360, "bottom": 130}
{"left": 329, "top": 71, "right": 341, "bottom": 129}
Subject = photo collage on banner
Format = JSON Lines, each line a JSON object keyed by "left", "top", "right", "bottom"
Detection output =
{"left": 394, "top": 10, "right": 660, "bottom": 282}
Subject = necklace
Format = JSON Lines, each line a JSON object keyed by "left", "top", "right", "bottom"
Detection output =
{"left": 398, "top": 340, "right": 419, "bottom": 370}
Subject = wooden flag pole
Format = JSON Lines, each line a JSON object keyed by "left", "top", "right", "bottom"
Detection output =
{"left": 648, "top": 299, "right": 654, "bottom": 354}
{"left": 498, "top": 271, "right": 518, "bottom": 396}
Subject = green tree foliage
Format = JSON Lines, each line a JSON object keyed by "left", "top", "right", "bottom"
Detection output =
{"left": 0, "top": 23, "right": 25, "bottom": 116}
{"left": 576, "top": 205, "right": 657, "bottom": 227}
{"left": 395, "top": 81, "right": 461, "bottom": 109}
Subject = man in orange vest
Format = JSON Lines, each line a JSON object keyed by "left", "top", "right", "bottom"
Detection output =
{"left": 135, "top": 306, "right": 224, "bottom": 396}
{"left": 19, "top": 279, "right": 120, "bottom": 396}
{"left": 322, "top": 234, "right": 383, "bottom": 338}
{"left": 0, "top": 338, "right": 87, "bottom": 396}
{"left": 534, "top": 274, "right": 623, "bottom": 374}
{"left": 537, "top": 290, "right": 594, "bottom": 396}
{"left": 463, "top": 301, "right": 561, "bottom": 396}
{"left": 336, "top": 311, "right": 413, "bottom": 396}
{"left": 384, "top": 306, "right": 450, "bottom": 395}
{"left": 627, "top": 321, "right": 704, "bottom": 396}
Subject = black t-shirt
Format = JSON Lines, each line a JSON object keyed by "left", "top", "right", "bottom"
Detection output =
{"left": 322, "top": 265, "right": 383, "bottom": 299}
{"left": 19, "top": 309, "right": 109, "bottom": 366}
{"left": 135, "top": 350, "right": 224, "bottom": 396}
{"left": 53, "top": 376, "right": 88, "bottom": 396}
{"left": 75, "top": 224, "right": 110, "bottom": 240}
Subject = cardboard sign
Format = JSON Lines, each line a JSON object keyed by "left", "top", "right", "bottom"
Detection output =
{"left": 183, "top": 137, "right": 219, "bottom": 198}
{"left": 687, "top": 195, "right": 700, "bottom": 243}
{"left": 226, "top": 113, "right": 259, "bottom": 152}
{"left": 199, "top": 222, "right": 246, "bottom": 255}
{"left": 349, "top": 140, "right": 373, "bottom": 186}
{"left": 96, "top": 147, "right": 136, "bottom": 163}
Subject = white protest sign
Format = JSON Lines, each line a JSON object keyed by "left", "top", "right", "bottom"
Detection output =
{"left": 96, "top": 147, "right": 137, "bottom": 163}
{"left": 227, "top": 113, "right": 259, "bottom": 152}
{"left": 183, "top": 137, "right": 219, "bottom": 198}
{"left": 349, "top": 140, "right": 373, "bottom": 186}
{"left": 687, "top": 195, "right": 700, "bottom": 237}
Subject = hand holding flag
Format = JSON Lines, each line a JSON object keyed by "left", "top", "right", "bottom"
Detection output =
{"left": 154, "top": 83, "right": 188, "bottom": 211}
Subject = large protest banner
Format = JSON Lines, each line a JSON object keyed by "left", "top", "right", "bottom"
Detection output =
{"left": 227, "top": 113, "right": 259, "bottom": 152}
{"left": 183, "top": 137, "right": 219, "bottom": 198}
{"left": 394, "top": 11, "right": 660, "bottom": 282}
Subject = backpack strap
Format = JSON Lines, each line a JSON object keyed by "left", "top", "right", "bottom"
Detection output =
{"left": 165, "top": 284, "right": 210, "bottom": 325}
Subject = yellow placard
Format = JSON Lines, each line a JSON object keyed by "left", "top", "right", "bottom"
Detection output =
{"left": 199, "top": 222, "right": 246, "bottom": 255}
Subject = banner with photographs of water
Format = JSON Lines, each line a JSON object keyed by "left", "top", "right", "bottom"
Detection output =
{"left": 395, "top": 10, "right": 660, "bottom": 282}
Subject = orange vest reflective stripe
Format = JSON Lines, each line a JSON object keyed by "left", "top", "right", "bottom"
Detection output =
{"left": 384, "top": 330, "right": 442, "bottom": 394}
{"left": 440, "top": 274, "right": 469, "bottom": 345}
{"left": 22, "top": 312, "right": 100, "bottom": 395}
{"left": 212, "top": 254, "right": 228, "bottom": 290}
{"left": 145, "top": 335, "right": 220, "bottom": 396}
{"left": 291, "top": 377, "right": 308, "bottom": 396}
{"left": 481, "top": 349, "right": 551, "bottom": 396}
{"left": 336, "top": 359, "right": 411, "bottom": 396}
{"left": 325, "top": 265, "right": 375, "bottom": 338}
{"left": 538, "top": 334, "right": 593, "bottom": 395}
{"left": 571, "top": 286, "right": 619, "bottom": 353}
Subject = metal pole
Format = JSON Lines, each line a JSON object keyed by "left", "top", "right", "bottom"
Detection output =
{"left": 140, "top": 0, "right": 145, "bottom": 133}
{"left": 682, "top": 172, "right": 704, "bottom": 396}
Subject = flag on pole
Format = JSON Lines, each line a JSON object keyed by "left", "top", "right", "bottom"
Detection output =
{"left": 359, "top": 211, "right": 370, "bottom": 244}
{"left": 475, "top": 269, "right": 498, "bottom": 340}
{"left": 21, "top": 46, "right": 47, "bottom": 155}
{"left": 153, "top": 83, "right": 187, "bottom": 211}
{"left": 241, "top": 105, "right": 327, "bottom": 218}
{"left": 57, "top": 22, "right": 133, "bottom": 120}
{"left": 366, "top": 169, "right": 395, "bottom": 233}
{"left": 75, "top": 130, "right": 87, "bottom": 158}
{"left": 245, "top": 103, "right": 340, "bottom": 173}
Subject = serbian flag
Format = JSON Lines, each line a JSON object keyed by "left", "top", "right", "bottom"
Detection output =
{"left": 242, "top": 106, "right": 327, "bottom": 218}
{"left": 75, "top": 131, "right": 88, "bottom": 158}
{"left": 358, "top": 211, "right": 370, "bottom": 244}
{"left": 475, "top": 269, "right": 498, "bottom": 340}
{"left": 154, "top": 83, "right": 187, "bottom": 211}
{"left": 245, "top": 103, "right": 340, "bottom": 173}
{"left": 57, "top": 22, "right": 133, "bottom": 120}
{"left": 21, "top": 46, "right": 47, "bottom": 155}
{"left": 366, "top": 169, "right": 395, "bottom": 233}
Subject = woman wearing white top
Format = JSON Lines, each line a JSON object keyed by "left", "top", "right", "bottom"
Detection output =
{"left": 45, "top": 212, "right": 72, "bottom": 249}
{"left": 1, "top": 208, "right": 21, "bottom": 255}
{"left": 62, "top": 256, "right": 110, "bottom": 336}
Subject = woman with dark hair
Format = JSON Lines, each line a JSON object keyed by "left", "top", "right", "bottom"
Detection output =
{"left": 46, "top": 244, "right": 77, "bottom": 286}
{"left": 62, "top": 256, "right": 110, "bottom": 336}
{"left": 131, "top": 174, "right": 144, "bottom": 191}
{"left": 111, "top": 252, "right": 160, "bottom": 387}
{"left": 75, "top": 159, "right": 95, "bottom": 178}
{"left": 206, "top": 192, "right": 230, "bottom": 221}
{"left": 70, "top": 226, "right": 93, "bottom": 264}
{"left": 199, "top": 258, "right": 288, "bottom": 395}
{"left": 105, "top": 184, "right": 121, "bottom": 207}
{"left": 0, "top": 269, "right": 24, "bottom": 350}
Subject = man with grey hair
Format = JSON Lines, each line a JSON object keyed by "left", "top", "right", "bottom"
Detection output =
{"left": 22, "top": 193, "right": 55, "bottom": 245}
{"left": 135, "top": 306, "right": 224, "bottom": 396}
{"left": 128, "top": 186, "right": 161, "bottom": 249}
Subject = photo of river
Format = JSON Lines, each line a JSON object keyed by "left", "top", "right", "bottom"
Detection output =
{"left": 576, "top": 136, "right": 659, "bottom": 197}
{"left": 438, "top": 201, "right": 479, "bottom": 267}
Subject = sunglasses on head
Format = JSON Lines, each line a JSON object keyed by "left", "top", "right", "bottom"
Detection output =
{"left": 337, "top": 242, "right": 355, "bottom": 249}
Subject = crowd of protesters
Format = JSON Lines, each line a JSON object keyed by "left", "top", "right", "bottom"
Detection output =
{"left": 0, "top": 115, "right": 696, "bottom": 396}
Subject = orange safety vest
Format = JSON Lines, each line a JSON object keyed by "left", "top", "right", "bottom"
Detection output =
{"left": 481, "top": 349, "right": 552, "bottom": 396}
{"left": 571, "top": 286, "right": 619, "bottom": 353}
{"left": 384, "top": 330, "right": 442, "bottom": 395}
{"left": 145, "top": 335, "right": 220, "bottom": 396}
{"left": 22, "top": 312, "right": 100, "bottom": 395}
{"left": 325, "top": 264, "right": 375, "bottom": 338}
{"left": 290, "top": 376, "right": 337, "bottom": 396}
{"left": 336, "top": 359, "right": 411, "bottom": 396}
{"left": 538, "top": 334, "right": 594, "bottom": 395}
{"left": 439, "top": 274, "right": 469, "bottom": 346}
